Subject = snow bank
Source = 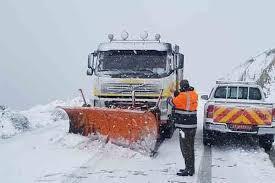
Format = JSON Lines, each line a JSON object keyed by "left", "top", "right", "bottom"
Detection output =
{"left": 0, "top": 97, "right": 83, "bottom": 139}
{"left": 0, "top": 106, "right": 30, "bottom": 138}
{"left": 21, "top": 97, "right": 83, "bottom": 128}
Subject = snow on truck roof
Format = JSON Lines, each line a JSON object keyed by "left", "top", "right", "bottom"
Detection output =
{"left": 97, "top": 41, "right": 172, "bottom": 52}
{"left": 215, "top": 80, "right": 260, "bottom": 87}
{"left": 216, "top": 80, "right": 257, "bottom": 85}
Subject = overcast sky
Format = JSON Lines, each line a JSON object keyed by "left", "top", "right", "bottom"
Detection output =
{"left": 0, "top": 0, "right": 275, "bottom": 109}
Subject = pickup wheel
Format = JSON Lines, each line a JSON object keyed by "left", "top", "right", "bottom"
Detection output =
{"left": 203, "top": 127, "right": 214, "bottom": 146}
{"left": 259, "top": 135, "right": 274, "bottom": 152}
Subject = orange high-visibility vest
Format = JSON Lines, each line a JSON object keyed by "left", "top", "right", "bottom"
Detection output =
{"left": 172, "top": 90, "right": 198, "bottom": 111}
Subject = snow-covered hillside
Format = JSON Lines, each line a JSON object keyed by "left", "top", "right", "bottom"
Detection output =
{"left": 222, "top": 48, "right": 275, "bottom": 100}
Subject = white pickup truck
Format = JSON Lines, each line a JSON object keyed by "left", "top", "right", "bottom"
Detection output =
{"left": 201, "top": 81, "right": 275, "bottom": 151}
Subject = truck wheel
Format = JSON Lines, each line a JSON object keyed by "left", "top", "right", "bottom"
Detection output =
{"left": 203, "top": 127, "right": 214, "bottom": 146}
{"left": 259, "top": 135, "right": 274, "bottom": 152}
{"left": 160, "top": 118, "right": 175, "bottom": 139}
{"left": 161, "top": 124, "right": 175, "bottom": 139}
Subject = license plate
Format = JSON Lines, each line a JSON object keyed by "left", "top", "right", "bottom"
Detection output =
{"left": 228, "top": 124, "right": 253, "bottom": 131}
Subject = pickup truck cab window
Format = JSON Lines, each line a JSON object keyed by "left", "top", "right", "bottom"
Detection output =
{"left": 249, "top": 87, "right": 261, "bottom": 100}
{"left": 214, "top": 86, "right": 227, "bottom": 98}
{"left": 227, "top": 87, "right": 237, "bottom": 99}
{"left": 213, "top": 86, "right": 262, "bottom": 100}
{"left": 238, "top": 87, "right": 248, "bottom": 99}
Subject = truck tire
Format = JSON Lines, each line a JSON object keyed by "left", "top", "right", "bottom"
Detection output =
{"left": 163, "top": 124, "right": 175, "bottom": 139}
{"left": 259, "top": 135, "right": 274, "bottom": 152}
{"left": 203, "top": 127, "right": 214, "bottom": 146}
{"left": 160, "top": 123, "right": 175, "bottom": 139}
{"left": 160, "top": 115, "right": 175, "bottom": 139}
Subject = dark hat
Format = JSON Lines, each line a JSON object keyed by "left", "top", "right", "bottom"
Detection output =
{"left": 180, "top": 79, "right": 189, "bottom": 89}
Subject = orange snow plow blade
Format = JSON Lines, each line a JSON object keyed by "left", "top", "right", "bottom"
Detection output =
{"left": 61, "top": 107, "right": 159, "bottom": 153}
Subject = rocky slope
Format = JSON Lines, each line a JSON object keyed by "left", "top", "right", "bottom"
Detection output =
{"left": 222, "top": 48, "right": 275, "bottom": 100}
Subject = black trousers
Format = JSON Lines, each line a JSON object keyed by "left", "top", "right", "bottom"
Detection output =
{"left": 179, "top": 128, "right": 196, "bottom": 172}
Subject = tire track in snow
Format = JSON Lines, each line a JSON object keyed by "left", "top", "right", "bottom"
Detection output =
{"left": 196, "top": 128, "right": 212, "bottom": 183}
{"left": 211, "top": 134, "right": 275, "bottom": 183}
{"left": 268, "top": 146, "right": 275, "bottom": 167}
{"left": 60, "top": 139, "right": 166, "bottom": 183}
{"left": 61, "top": 143, "right": 108, "bottom": 183}
{"left": 197, "top": 145, "right": 212, "bottom": 183}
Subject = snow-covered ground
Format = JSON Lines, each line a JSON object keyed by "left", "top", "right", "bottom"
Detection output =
{"left": 212, "top": 145, "right": 275, "bottom": 183}
{"left": 0, "top": 98, "right": 275, "bottom": 183}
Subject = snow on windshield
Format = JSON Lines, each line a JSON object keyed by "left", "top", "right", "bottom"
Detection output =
{"left": 96, "top": 50, "right": 171, "bottom": 78}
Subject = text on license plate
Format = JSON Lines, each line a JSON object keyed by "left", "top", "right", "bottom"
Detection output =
{"left": 228, "top": 124, "right": 253, "bottom": 130}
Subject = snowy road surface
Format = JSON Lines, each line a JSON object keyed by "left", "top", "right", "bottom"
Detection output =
{"left": 0, "top": 120, "right": 204, "bottom": 183}
{"left": 1, "top": 101, "right": 275, "bottom": 183}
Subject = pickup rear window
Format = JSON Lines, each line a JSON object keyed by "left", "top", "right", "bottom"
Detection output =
{"left": 238, "top": 87, "right": 248, "bottom": 99}
{"left": 249, "top": 87, "right": 262, "bottom": 100}
{"left": 228, "top": 87, "right": 237, "bottom": 99}
{"left": 214, "top": 86, "right": 227, "bottom": 98}
{"left": 214, "top": 86, "right": 262, "bottom": 100}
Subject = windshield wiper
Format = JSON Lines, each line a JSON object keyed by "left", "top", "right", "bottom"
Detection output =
{"left": 99, "top": 69, "right": 120, "bottom": 72}
{"left": 136, "top": 68, "right": 155, "bottom": 73}
{"left": 135, "top": 69, "right": 162, "bottom": 77}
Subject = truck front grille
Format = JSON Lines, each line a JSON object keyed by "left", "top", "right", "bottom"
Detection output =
{"left": 101, "top": 83, "right": 160, "bottom": 95}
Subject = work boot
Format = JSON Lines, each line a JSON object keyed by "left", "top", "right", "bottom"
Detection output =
{"left": 179, "top": 168, "right": 195, "bottom": 173}
{"left": 177, "top": 169, "right": 194, "bottom": 176}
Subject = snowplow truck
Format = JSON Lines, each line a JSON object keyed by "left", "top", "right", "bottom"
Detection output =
{"left": 62, "top": 32, "right": 184, "bottom": 153}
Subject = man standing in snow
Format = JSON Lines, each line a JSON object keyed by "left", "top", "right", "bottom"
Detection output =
{"left": 168, "top": 79, "right": 198, "bottom": 176}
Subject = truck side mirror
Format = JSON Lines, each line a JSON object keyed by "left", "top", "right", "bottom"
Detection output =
{"left": 88, "top": 53, "right": 92, "bottom": 68}
{"left": 87, "top": 68, "right": 94, "bottom": 75}
{"left": 87, "top": 51, "right": 97, "bottom": 75}
{"left": 88, "top": 51, "right": 98, "bottom": 68}
{"left": 178, "top": 54, "right": 184, "bottom": 69}
{"left": 201, "top": 95, "right": 209, "bottom": 100}
{"left": 174, "top": 45, "right": 179, "bottom": 53}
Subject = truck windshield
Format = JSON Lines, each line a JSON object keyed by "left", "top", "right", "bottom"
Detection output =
{"left": 96, "top": 50, "right": 170, "bottom": 78}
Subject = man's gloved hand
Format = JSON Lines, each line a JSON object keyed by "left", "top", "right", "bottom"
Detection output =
{"left": 82, "top": 104, "right": 91, "bottom": 107}
{"left": 167, "top": 96, "right": 173, "bottom": 104}
{"left": 149, "top": 106, "right": 160, "bottom": 113}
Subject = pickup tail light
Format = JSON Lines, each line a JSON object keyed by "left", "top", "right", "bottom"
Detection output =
{"left": 206, "top": 105, "right": 214, "bottom": 118}
{"left": 272, "top": 108, "right": 275, "bottom": 122}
